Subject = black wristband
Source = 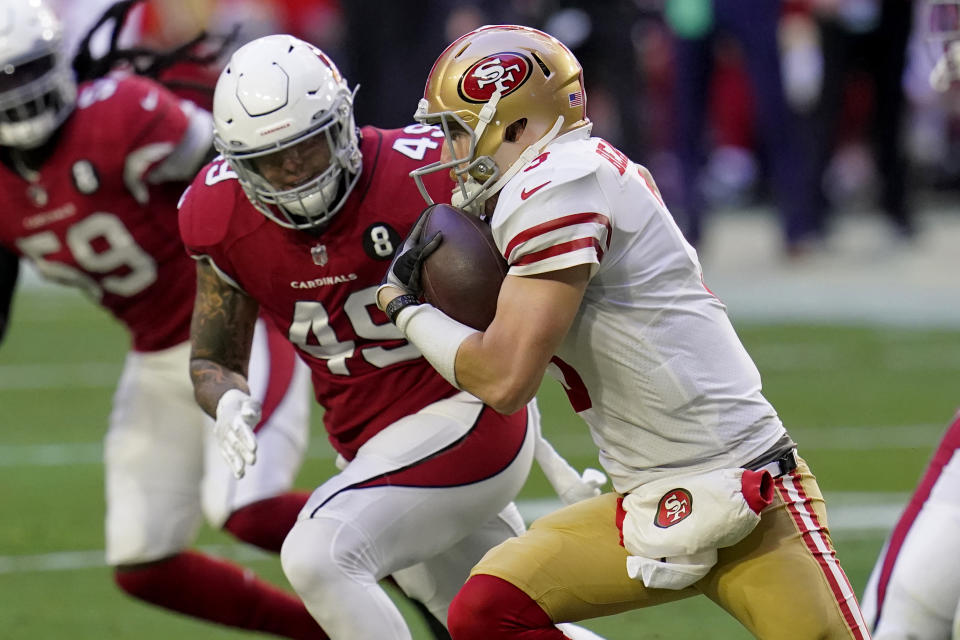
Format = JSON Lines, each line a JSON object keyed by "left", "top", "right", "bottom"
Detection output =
{"left": 385, "top": 294, "right": 420, "bottom": 324}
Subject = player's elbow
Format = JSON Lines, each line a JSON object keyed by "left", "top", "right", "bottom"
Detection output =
{"left": 482, "top": 377, "right": 538, "bottom": 415}
{"left": 485, "top": 393, "right": 529, "bottom": 416}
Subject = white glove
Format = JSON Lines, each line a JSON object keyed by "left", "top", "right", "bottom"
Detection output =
{"left": 535, "top": 430, "right": 608, "bottom": 505}
{"left": 214, "top": 388, "right": 261, "bottom": 479}
{"left": 557, "top": 467, "right": 608, "bottom": 505}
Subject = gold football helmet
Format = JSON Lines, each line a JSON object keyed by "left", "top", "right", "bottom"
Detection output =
{"left": 411, "top": 25, "right": 591, "bottom": 213}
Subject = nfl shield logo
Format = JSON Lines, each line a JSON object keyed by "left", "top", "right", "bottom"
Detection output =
{"left": 27, "top": 184, "right": 48, "bottom": 207}
{"left": 310, "top": 244, "right": 328, "bottom": 266}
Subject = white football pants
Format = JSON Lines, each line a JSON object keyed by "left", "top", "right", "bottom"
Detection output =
{"left": 280, "top": 391, "right": 535, "bottom": 639}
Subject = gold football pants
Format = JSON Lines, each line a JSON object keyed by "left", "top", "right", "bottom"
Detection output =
{"left": 471, "top": 457, "right": 870, "bottom": 639}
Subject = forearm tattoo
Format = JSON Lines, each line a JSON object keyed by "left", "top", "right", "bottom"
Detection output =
{"left": 190, "top": 262, "right": 258, "bottom": 416}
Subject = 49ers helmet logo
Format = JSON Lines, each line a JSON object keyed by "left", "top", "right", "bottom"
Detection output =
{"left": 654, "top": 488, "right": 693, "bottom": 528}
{"left": 459, "top": 52, "right": 532, "bottom": 103}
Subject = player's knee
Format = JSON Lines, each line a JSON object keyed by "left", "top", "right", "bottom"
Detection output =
{"left": 449, "top": 574, "right": 552, "bottom": 639}
{"left": 280, "top": 519, "right": 323, "bottom": 594}
{"left": 281, "top": 516, "right": 376, "bottom": 597}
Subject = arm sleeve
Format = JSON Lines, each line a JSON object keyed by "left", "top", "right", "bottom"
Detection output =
{"left": 0, "top": 247, "right": 20, "bottom": 344}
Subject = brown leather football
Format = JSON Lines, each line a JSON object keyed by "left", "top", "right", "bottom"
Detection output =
{"left": 419, "top": 204, "right": 507, "bottom": 331}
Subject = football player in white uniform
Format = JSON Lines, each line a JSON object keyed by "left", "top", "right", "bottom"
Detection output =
{"left": 859, "top": 5, "right": 960, "bottom": 636}
{"left": 379, "top": 25, "right": 870, "bottom": 639}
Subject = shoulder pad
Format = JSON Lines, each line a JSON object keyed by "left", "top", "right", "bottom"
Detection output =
{"left": 75, "top": 73, "right": 165, "bottom": 114}
{"left": 500, "top": 138, "right": 602, "bottom": 206}
{"left": 178, "top": 160, "right": 242, "bottom": 250}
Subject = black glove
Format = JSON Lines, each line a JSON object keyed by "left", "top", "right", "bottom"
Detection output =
{"left": 380, "top": 205, "right": 443, "bottom": 298}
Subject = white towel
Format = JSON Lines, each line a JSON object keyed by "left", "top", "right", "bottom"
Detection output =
{"left": 620, "top": 467, "right": 773, "bottom": 590}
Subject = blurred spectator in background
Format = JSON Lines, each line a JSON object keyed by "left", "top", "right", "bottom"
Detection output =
{"left": 346, "top": 1, "right": 651, "bottom": 150}
{"left": 58, "top": 0, "right": 650, "bottom": 166}
{"left": 338, "top": 1, "right": 460, "bottom": 127}
{"left": 541, "top": 1, "right": 647, "bottom": 160}
{"left": 49, "top": 0, "right": 347, "bottom": 111}
{"left": 803, "top": 0, "right": 916, "bottom": 240}
{"left": 666, "top": 0, "right": 816, "bottom": 255}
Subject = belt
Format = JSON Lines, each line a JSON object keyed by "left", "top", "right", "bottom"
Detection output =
{"left": 752, "top": 448, "right": 797, "bottom": 478}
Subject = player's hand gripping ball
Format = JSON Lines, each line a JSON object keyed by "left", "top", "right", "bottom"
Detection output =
{"left": 382, "top": 203, "right": 507, "bottom": 330}
{"left": 419, "top": 204, "right": 507, "bottom": 331}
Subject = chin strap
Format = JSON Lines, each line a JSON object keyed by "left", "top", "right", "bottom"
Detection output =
{"left": 449, "top": 90, "right": 504, "bottom": 215}
{"left": 450, "top": 178, "right": 485, "bottom": 215}
{"left": 453, "top": 115, "right": 565, "bottom": 216}
{"left": 473, "top": 90, "right": 502, "bottom": 141}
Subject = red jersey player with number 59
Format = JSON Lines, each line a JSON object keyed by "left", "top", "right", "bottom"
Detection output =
{"left": 0, "top": 3, "right": 321, "bottom": 638}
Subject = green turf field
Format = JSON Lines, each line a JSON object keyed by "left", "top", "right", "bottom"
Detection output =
{"left": 2, "top": 285, "right": 958, "bottom": 639}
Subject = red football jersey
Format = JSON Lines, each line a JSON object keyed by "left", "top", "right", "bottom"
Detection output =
{"left": 0, "top": 73, "right": 204, "bottom": 352}
{"left": 179, "top": 124, "right": 460, "bottom": 458}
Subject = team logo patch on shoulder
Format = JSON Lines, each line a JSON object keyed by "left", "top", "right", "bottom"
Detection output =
{"left": 655, "top": 488, "right": 693, "bottom": 528}
{"left": 459, "top": 52, "right": 532, "bottom": 103}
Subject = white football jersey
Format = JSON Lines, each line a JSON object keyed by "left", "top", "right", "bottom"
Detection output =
{"left": 491, "top": 127, "right": 787, "bottom": 493}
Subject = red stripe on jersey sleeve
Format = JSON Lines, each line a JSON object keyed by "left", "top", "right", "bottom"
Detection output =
{"left": 512, "top": 237, "right": 604, "bottom": 267}
{"left": 503, "top": 212, "right": 611, "bottom": 261}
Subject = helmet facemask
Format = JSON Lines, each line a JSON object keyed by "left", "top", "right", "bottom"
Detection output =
{"left": 411, "top": 99, "right": 500, "bottom": 215}
{"left": 0, "top": 2, "right": 76, "bottom": 149}
{"left": 411, "top": 93, "right": 564, "bottom": 216}
{"left": 212, "top": 34, "right": 363, "bottom": 231}
{"left": 216, "top": 90, "right": 361, "bottom": 230}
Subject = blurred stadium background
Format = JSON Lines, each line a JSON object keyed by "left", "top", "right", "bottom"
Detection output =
{"left": 3, "top": 0, "right": 960, "bottom": 638}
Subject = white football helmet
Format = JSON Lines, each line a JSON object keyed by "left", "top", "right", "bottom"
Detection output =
{"left": 411, "top": 25, "right": 590, "bottom": 214}
{"left": 212, "top": 34, "right": 361, "bottom": 230}
{"left": 0, "top": 0, "right": 77, "bottom": 149}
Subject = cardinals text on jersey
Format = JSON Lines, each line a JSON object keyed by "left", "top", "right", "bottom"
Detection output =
{"left": 179, "top": 124, "right": 463, "bottom": 458}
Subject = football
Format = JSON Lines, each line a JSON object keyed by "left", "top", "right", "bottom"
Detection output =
{"left": 419, "top": 203, "right": 507, "bottom": 331}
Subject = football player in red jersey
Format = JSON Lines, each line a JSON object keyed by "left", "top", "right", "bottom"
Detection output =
{"left": 179, "top": 34, "right": 607, "bottom": 640}
{"left": 859, "top": 5, "right": 960, "bottom": 636}
{"left": 0, "top": 2, "right": 328, "bottom": 638}
{"left": 379, "top": 25, "right": 870, "bottom": 639}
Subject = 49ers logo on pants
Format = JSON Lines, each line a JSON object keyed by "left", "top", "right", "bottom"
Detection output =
{"left": 655, "top": 488, "right": 693, "bottom": 528}
{"left": 459, "top": 52, "right": 531, "bottom": 103}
